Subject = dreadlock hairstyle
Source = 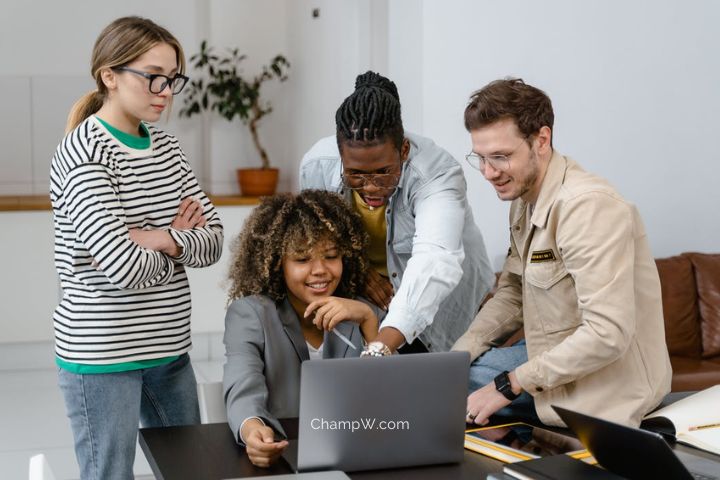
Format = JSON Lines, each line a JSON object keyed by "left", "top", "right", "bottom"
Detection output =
{"left": 335, "top": 71, "right": 404, "bottom": 151}
{"left": 227, "top": 190, "right": 369, "bottom": 303}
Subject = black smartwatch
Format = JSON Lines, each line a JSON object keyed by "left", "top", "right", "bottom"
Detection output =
{"left": 494, "top": 370, "right": 520, "bottom": 401}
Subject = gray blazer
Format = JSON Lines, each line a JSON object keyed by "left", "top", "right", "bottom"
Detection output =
{"left": 223, "top": 295, "right": 364, "bottom": 442}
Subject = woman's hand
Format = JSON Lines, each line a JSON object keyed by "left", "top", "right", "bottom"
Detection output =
{"left": 305, "top": 297, "right": 379, "bottom": 342}
{"left": 171, "top": 197, "right": 206, "bottom": 230}
{"left": 128, "top": 229, "right": 181, "bottom": 257}
{"left": 241, "top": 419, "right": 288, "bottom": 468}
{"left": 125, "top": 198, "right": 204, "bottom": 258}
{"left": 304, "top": 297, "right": 375, "bottom": 331}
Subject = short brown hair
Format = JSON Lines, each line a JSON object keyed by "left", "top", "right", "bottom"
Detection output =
{"left": 227, "top": 190, "right": 369, "bottom": 303}
{"left": 464, "top": 78, "right": 554, "bottom": 141}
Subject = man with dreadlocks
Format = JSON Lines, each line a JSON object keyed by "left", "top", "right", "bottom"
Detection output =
{"left": 300, "top": 71, "right": 495, "bottom": 356}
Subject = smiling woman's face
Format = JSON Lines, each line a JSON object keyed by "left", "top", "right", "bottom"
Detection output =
{"left": 283, "top": 239, "right": 343, "bottom": 317}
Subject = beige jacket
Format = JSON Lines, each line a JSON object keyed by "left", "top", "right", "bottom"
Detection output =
{"left": 453, "top": 152, "right": 672, "bottom": 427}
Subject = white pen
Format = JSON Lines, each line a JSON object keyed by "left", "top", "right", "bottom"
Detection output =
{"left": 332, "top": 329, "right": 357, "bottom": 350}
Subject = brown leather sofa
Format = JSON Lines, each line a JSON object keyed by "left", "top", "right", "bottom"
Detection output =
{"left": 655, "top": 252, "right": 720, "bottom": 391}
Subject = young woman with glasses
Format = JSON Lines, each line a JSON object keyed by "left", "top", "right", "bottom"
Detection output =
{"left": 50, "top": 16, "right": 224, "bottom": 479}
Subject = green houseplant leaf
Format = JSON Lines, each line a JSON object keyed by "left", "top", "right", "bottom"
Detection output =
{"left": 179, "top": 41, "right": 290, "bottom": 169}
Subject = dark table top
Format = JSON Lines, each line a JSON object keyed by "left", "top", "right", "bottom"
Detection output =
{"left": 139, "top": 392, "right": 704, "bottom": 480}
{"left": 139, "top": 419, "right": 503, "bottom": 480}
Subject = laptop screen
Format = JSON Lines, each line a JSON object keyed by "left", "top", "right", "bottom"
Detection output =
{"left": 294, "top": 352, "right": 470, "bottom": 472}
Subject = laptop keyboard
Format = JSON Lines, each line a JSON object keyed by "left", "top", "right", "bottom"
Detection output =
{"left": 674, "top": 450, "right": 720, "bottom": 479}
{"left": 692, "top": 474, "right": 717, "bottom": 480}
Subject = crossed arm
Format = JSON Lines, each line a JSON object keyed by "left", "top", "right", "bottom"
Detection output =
{"left": 127, "top": 197, "right": 206, "bottom": 255}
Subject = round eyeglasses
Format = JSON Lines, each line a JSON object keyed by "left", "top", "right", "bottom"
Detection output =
{"left": 113, "top": 66, "right": 189, "bottom": 95}
{"left": 340, "top": 173, "right": 401, "bottom": 190}
{"left": 465, "top": 137, "right": 529, "bottom": 173}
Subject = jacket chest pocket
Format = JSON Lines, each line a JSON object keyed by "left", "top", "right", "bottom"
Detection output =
{"left": 524, "top": 260, "right": 581, "bottom": 334}
{"left": 388, "top": 206, "right": 415, "bottom": 255}
{"left": 524, "top": 260, "right": 568, "bottom": 289}
{"left": 392, "top": 235, "right": 413, "bottom": 254}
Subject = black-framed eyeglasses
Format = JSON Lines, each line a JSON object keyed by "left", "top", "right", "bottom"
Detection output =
{"left": 340, "top": 172, "right": 401, "bottom": 190}
{"left": 113, "top": 66, "right": 189, "bottom": 95}
{"left": 465, "top": 137, "right": 530, "bottom": 173}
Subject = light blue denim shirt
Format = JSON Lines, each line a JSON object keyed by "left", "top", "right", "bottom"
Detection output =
{"left": 300, "top": 133, "right": 495, "bottom": 351}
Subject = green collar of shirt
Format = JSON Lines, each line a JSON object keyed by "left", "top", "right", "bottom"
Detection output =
{"left": 95, "top": 116, "right": 151, "bottom": 149}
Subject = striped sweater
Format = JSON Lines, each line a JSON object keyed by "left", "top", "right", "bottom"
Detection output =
{"left": 49, "top": 116, "right": 224, "bottom": 365}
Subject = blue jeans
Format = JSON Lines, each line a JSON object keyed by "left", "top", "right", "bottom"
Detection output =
{"left": 58, "top": 354, "right": 200, "bottom": 480}
{"left": 468, "top": 339, "right": 539, "bottom": 421}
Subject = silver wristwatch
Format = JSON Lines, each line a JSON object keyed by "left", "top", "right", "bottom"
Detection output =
{"left": 361, "top": 341, "right": 392, "bottom": 357}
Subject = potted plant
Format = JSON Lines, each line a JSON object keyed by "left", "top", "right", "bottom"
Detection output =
{"left": 179, "top": 40, "right": 290, "bottom": 196}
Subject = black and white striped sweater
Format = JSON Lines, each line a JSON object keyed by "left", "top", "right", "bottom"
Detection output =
{"left": 50, "top": 116, "right": 223, "bottom": 364}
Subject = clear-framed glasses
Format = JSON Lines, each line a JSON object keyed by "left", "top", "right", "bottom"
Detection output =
{"left": 113, "top": 66, "right": 190, "bottom": 95}
{"left": 340, "top": 172, "right": 401, "bottom": 190}
{"left": 465, "top": 137, "right": 529, "bottom": 172}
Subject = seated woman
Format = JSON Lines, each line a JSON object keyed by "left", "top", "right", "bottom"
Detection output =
{"left": 223, "top": 190, "right": 379, "bottom": 467}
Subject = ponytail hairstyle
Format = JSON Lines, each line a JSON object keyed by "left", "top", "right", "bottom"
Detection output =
{"left": 65, "top": 16, "right": 186, "bottom": 133}
{"left": 335, "top": 71, "right": 404, "bottom": 152}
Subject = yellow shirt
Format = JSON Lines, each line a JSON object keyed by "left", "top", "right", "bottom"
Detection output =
{"left": 352, "top": 191, "right": 388, "bottom": 276}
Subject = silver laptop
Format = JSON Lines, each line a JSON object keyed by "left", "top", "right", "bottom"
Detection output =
{"left": 284, "top": 351, "right": 470, "bottom": 473}
{"left": 552, "top": 405, "right": 720, "bottom": 480}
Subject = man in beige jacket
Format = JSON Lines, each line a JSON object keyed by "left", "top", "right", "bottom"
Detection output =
{"left": 455, "top": 78, "right": 672, "bottom": 428}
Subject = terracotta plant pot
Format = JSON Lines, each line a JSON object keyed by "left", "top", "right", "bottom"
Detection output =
{"left": 236, "top": 168, "right": 279, "bottom": 197}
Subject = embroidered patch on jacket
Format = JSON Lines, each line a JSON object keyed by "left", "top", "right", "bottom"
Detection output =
{"left": 530, "top": 249, "right": 556, "bottom": 263}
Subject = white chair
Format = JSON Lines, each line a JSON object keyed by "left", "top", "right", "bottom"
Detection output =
{"left": 197, "top": 381, "right": 227, "bottom": 424}
{"left": 28, "top": 453, "right": 57, "bottom": 480}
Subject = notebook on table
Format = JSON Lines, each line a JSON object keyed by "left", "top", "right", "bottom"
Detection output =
{"left": 282, "top": 351, "right": 470, "bottom": 473}
{"left": 642, "top": 386, "right": 720, "bottom": 456}
{"left": 504, "top": 453, "right": 624, "bottom": 480}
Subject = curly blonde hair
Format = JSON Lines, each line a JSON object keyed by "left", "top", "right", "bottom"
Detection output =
{"left": 227, "top": 190, "right": 369, "bottom": 303}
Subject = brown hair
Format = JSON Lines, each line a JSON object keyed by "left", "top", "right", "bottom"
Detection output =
{"left": 227, "top": 190, "right": 369, "bottom": 303}
{"left": 464, "top": 78, "right": 554, "bottom": 143}
{"left": 65, "top": 16, "right": 186, "bottom": 133}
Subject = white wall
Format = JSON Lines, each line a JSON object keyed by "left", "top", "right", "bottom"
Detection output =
{"left": 284, "top": 0, "right": 385, "bottom": 191}
{"left": 1, "top": 211, "right": 59, "bottom": 343}
{"left": 387, "top": 0, "right": 424, "bottom": 135}
{"left": 0, "top": 0, "right": 299, "bottom": 196}
{"left": 204, "top": 0, "right": 292, "bottom": 194}
{"left": 389, "top": 0, "right": 720, "bottom": 269}
{"left": 0, "top": 0, "right": 204, "bottom": 194}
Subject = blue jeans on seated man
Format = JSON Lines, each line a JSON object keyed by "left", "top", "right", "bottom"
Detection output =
{"left": 468, "top": 339, "right": 539, "bottom": 422}
{"left": 58, "top": 353, "right": 200, "bottom": 480}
